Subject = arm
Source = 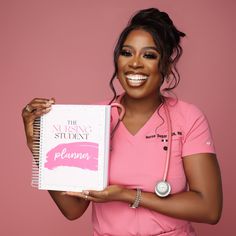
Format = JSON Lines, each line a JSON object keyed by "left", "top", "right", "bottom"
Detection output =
{"left": 48, "top": 191, "right": 90, "bottom": 220}
{"left": 67, "top": 153, "right": 222, "bottom": 224}
{"left": 22, "top": 98, "right": 90, "bottom": 220}
{"left": 129, "top": 153, "right": 222, "bottom": 224}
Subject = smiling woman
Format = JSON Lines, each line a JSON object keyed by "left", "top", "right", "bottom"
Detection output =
{"left": 118, "top": 30, "right": 161, "bottom": 98}
{"left": 22, "top": 7, "right": 222, "bottom": 236}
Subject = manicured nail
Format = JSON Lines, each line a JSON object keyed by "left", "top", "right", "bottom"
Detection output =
{"left": 82, "top": 190, "right": 90, "bottom": 195}
{"left": 49, "top": 98, "right": 55, "bottom": 103}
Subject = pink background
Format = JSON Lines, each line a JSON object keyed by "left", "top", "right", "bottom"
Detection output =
{"left": 0, "top": 0, "right": 235, "bottom": 235}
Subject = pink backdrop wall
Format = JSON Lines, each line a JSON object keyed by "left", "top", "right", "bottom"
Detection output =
{"left": 1, "top": 0, "right": 235, "bottom": 235}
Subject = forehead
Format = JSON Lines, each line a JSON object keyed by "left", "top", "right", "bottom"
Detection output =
{"left": 123, "top": 29, "right": 156, "bottom": 48}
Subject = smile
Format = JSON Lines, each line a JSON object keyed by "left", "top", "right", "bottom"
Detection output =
{"left": 126, "top": 74, "right": 148, "bottom": 87}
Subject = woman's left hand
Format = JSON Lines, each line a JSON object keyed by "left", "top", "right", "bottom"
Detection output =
{"left": 65, "top": 185, "right": 128, "bottom": 203}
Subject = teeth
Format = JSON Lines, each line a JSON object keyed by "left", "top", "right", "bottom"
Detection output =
{"left": 126, "top": 74, "right": 148, "bottom": 81}
{"left": 126, "top": 74, "right": 148, "bottom": 87}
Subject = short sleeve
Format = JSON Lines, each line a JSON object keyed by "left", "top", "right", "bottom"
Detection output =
{"left": 182, "top": 104, "right": 216, "bottom": 157}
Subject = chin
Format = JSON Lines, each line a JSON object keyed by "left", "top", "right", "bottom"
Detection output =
{"left": 123, "top": 88, "right": 159, "bottom": 100}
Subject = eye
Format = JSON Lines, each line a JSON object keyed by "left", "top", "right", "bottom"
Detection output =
{"left": 143, "top": 52, "right": 158, "bottom": 59}
{"left": 120, "top": 49, "right": 132, "bottom": 57}
{"left": 143, "top": 52, "right": 158, "bottom": 60}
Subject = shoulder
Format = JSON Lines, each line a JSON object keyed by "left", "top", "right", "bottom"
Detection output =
{"left": 167, "top": 98, "right": 207, "bottom": 123}
{"left": 167, "top": 98, "right": 215, "bottom": 154}
{"left": 168, "top": 98, "right": 204, "bottom": 114}
{"left": 166, "top": 98, "right": 213, "bottom": 141}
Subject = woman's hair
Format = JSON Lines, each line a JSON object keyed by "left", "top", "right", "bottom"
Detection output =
{"left": 109, "top": 8, "right": 186, "bottom": 104}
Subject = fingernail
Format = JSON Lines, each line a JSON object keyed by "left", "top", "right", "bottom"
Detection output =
{"left": 46, "top": 101, "right": 53, "bottom": 106}
{"left": 50, "top": 98, "right": 55, "bottom": 103}
{"left": 43, "top": 107, "right": 51, "bottom": 112}
{"left": 82, "top": 190, "right": 90, "bottom": 195}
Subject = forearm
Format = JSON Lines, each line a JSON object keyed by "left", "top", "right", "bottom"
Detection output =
{"left": 123, "top": 189, "right": 221, "bottom": 224}
{"left": 48, "top": 190, "right": 90, "bottom": 220}
{"left": 121, "top": 154, "right": 222, "bottom": 224}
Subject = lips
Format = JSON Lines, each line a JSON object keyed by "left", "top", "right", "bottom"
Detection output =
{"left": 125, "top": 73, "right": 149, "bottom": 87}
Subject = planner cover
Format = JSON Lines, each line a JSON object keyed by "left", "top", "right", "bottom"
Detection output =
{"left": 32, "top": 104, "right": 111, "bottom": 192}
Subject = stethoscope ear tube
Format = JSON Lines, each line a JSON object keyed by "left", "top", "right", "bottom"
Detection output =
{"left": 110, "top": 103, "right": 125, "bottom": 120}
{"left": 110, "top": 103, "right": 126, "bottom": 138}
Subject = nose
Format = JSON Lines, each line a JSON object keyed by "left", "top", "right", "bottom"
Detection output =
{"left": 128, "top": 56, "right": 144, "bottom": 69}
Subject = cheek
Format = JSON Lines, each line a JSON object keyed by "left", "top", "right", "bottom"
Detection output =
{"left": 117, "top": 58, "right": 126, "bottom": 77}
{"left": 148, "top": 62, "right": 162, "bottom": 87}
{"left": 148, "top": 61, "right": 159, "bottom": 73}
{"left": 118, "top": 56, "right": 125, "bottom": 65}
{"left": 148, "top": 62, "right": 161, "bottom": 83}
{"left": 117, "top": 68, "right": 122, "bottom": 80}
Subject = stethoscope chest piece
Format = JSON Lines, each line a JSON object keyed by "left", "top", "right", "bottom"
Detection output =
{"left": 155, "top": 181, "right": 171, "bottom": 197}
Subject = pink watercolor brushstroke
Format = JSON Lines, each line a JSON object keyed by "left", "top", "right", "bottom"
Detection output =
{"left": 44, "top": 142, "right": 98, "bottom": 171}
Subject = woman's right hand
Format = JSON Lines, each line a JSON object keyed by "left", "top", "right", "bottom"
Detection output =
{"left": 22, "top": 98, "right": 55, "bottom": 151}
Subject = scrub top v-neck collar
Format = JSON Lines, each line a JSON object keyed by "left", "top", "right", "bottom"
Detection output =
{"left": 114, "top": 93, "right": 164, "bottom": 142}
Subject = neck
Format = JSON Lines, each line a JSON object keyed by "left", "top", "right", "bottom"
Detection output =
{"left": 121, "top": 92, "right": 162, "bottom": 116}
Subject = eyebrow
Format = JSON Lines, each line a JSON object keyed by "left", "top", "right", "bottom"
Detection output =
{"left": 122, "top": 45, "right": 159, "bottom": 52}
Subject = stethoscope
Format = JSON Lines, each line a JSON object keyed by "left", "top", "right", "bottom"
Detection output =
{"left": 109, "top": 98, "right": 172, "bottom": 198}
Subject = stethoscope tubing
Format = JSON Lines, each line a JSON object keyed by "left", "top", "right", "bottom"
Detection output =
{"left": 109, "top": 99, "right": 172, "bottom": 197}
{"left": 110, "top": 102, "right": 125, "bottom": 138}
{"left": 163, "top": 103, "right": 172, "bottom": 182}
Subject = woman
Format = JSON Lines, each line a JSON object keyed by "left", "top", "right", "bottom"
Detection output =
{"left": 22, "top": 8, "right": 222, "bottom": 236}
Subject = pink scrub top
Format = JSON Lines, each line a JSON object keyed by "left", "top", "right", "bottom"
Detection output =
{"left": 92, "top": 95, "right": 216, "bottom": 236}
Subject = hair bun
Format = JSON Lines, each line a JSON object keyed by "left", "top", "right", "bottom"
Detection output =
{"left": 130, "top": 8, "right": 172, "bottom": 26}
{"left": 130, "top": 8, "right": 161, "bottom": 25}
{"left": 129, "top": 8, "right": 185, "bottom": 38}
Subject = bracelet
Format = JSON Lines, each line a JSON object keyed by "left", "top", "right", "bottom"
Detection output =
{"left": 130, "top": 188, "right": 142, "bottom": 208}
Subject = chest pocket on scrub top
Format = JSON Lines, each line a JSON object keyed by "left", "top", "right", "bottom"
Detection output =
{"left": 156, "top": 131, "right": 183, "bottom": 161}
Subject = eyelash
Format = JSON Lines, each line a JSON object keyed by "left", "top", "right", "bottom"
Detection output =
{"left": 120, "top": 49, "right": 158, "bottom": 59}
{"left": 144, "top": 53, "right": 158, "bottom": 59}
{"left": 120, "top": 50, "right": 132, "bottom": 57}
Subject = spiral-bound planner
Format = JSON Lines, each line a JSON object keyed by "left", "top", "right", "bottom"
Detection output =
{"left": 32, "top": 104, "right": 111, "bottom": 192}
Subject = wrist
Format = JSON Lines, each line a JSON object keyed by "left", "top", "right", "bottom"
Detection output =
{"left": 121, "top": 188, "right": 139, "bottom": 204}
{"left": 130, "top": 189, "right": 142, "bottom": 208}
